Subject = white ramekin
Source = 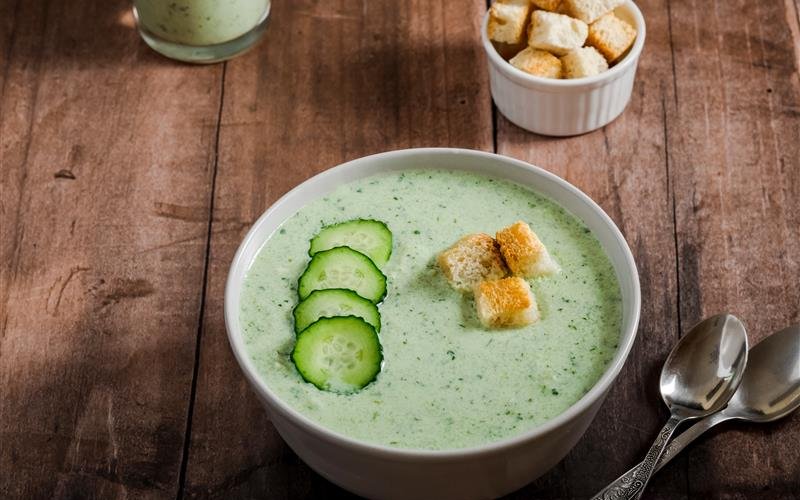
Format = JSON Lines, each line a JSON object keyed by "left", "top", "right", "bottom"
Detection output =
{"left": 482, "top": 1, "right": 646, "bottom": 136}
{"left": 225, "top": 149, "right": 641, "bottom": 499}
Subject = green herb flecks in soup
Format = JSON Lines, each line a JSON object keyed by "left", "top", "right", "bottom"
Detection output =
{"left": 241, "top": 169, "right": 622, "bottom": 450}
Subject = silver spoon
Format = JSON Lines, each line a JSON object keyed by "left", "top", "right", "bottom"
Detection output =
{"left": 591, "top": 313, "right": 749, "bottom": 500}
{"left": 594, "top": 324, "right": 800, "bottom": 496}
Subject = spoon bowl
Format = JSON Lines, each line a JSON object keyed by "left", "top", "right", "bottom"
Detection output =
{"left": 660, "top": 314, "right": 749, "bottom": 417}
{"left": 725, "top": 324, "right": 800, "bottom": 422}
{"left": 592, "top": 313, "right": 748, "bottom": 500}
{"left": 594, "top": 323, "right": 800, "bottom": 499}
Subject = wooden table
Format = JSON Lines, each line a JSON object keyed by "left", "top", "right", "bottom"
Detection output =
{"left": 2, "top": 0, "right": 799, "bottom": 498}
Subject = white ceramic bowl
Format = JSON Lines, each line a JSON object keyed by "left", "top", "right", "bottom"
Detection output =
{"left": 225, "top": 148, "right": 641, "bottom": 499}
{"left": 481, "top": 1, "right": 646, "bottom": 136}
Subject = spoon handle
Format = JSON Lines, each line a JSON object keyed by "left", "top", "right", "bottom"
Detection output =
{"left": 591, "top": 412, "right": 729, "bottom": 499}
{"left": 591, "top": 414, "right": 685, "bottom": 500}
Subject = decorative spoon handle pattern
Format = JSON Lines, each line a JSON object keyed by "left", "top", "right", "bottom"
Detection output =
{"left": 592, "top": 413, "right": 726, "bottom": 499}
{"left": 592, "top": 414, "right": 685, "bottom": 500}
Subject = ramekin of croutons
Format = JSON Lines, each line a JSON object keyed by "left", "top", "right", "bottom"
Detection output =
{"left": 482, "top": 0, "right": 645, "bottom": 136}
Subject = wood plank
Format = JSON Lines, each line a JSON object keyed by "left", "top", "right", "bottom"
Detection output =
{"left": 789, "top": 0, "right": 800, "bottom": 72}
{"left": 0, "top": 0, "right": 222, "bottom": 497}
{"left": 496, "top": 0, "right": 684, "bottom": 497}
{"left": 180, "top": 0, "right": 493, "bottom": 497}
{"left": 667, "top": 0, "right": 800, "bottom": 497}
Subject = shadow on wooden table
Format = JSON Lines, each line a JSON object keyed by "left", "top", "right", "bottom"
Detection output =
{"left": 8, "top": 0, "right": 185, "bottom": 71}
{"left": 2, "top": 303, "right": 188, "bottom": 497}
{"left": 326, "top": 41, "right": 492, "bottom": 153}
{"left": 226, "top": 0, "right": 495, "bottom": 158}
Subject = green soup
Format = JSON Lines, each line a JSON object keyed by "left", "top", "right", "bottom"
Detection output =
{"left": 240, "top": 170, "right": 622, "bottom": 450}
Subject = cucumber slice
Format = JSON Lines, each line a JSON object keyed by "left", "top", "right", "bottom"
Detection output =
{"left": 298, "top": 247, "right": 387, "bottom": 303}
{"left": 293, "top": 289, "right": 381, "bottom": 334}
{"left": 291, "top": 316, "right": 383, "bottom": 393}
{"left": 309, "top": 219, "right": 393, "bottom": 267}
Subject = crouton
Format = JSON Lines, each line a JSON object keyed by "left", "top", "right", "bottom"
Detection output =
{"left": 475, "top": 277, "right": 540, "bottom": 328}
{"left": 531, "top": 0, "right": 562, "bottom": 11}
{"left": 510, "top": 47, "right": 562, "bottom": 78}
{"left": 496, "top": 221, "right": 559, "bottom": 277}
{"left": 587, "top": 12, "right": 637, "bottom": 62}
{"left": 438, "top": 233, "right": 509, "bottom": 292}
{"left": 527, "top": 10, "right": 588, "bottom": 56}
{"left": 555, "top": 1, "right": 572, "bottom": 14}
{"left": 563, "top": 0, "right": 624, "bottom": 24}
{"left": 488, "top": 0, "right": 534, "bottom": 45}
{"left": 561, "top": 46, "right": 609, "bottom": 78}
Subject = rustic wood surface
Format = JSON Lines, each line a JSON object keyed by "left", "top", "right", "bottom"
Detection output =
{"left": 1, "top": 0, "right": 799, "bottom": 499}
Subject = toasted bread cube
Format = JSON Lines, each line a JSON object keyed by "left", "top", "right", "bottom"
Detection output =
{"left": 527, "top": 10, "right": 588, "bottom": 56}
{"left": 438, "top": 233, "right": 509, "bottom": 292}
{"left": 555, "top": 1, "right": 572, "bottom": 14}
{"left": 510, "top": 47, "right": 562, "bottom": 78}
{"left": 587, "top": 12, "right": 636, "bottom": 62}
{"left": 531, "top": 0, "right": 562, "bottom": 11}
{"left": 488, "top": 0, "right": 534, "bottom": 45}
{"left": 496, "top": 221, "right": 559, "bottom": 277}
{"left": 561, "top": 47, "right": 609, "bottom": 78}
{"left": 563, "top": 0, "right": 624, "bottom": 24}
{"left": 475, "top": 277, "right": 540, "bottom": 328}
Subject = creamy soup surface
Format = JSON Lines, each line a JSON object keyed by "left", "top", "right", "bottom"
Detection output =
{"left": 240, "top": 169, "right": 622, "bottom": 450}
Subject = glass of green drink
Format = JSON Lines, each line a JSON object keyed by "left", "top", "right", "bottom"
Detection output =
{"left": 133, "top": 0, "right": 271, "bottom": 63}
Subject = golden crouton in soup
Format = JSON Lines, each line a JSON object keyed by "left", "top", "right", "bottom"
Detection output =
{"left": 438, "top": 233, "right": 509, "bottom": 292}
{"left": 496, "top": 221, "right": 560, "bottom": 277}
{"left": 475, "top": 277, "right": 540, "bottom": 328}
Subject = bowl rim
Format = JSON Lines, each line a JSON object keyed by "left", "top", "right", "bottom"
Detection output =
{"left": 480, "top": 0, "right": 647, "bottom": 89}
{"left": 225, "top": 148, "right": 641, "bottom": 461}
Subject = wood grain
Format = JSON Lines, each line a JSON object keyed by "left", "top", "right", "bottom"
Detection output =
{"left": 0, "top": 0, "right": 222, "bottom": 497}
{"left": 1, "top": 0, "right": 800, "bottom": 498}
{"left": 180, "top": 1, "right": 492, "bottom": 498}
{"left": 788, "top": 0, "right": 800, "bottom": 72}
{"left": 496, "top": 1, "right": 685, "bottom": 497}
{"left": 667, "top": 0, "right": 800, "bottom": 497}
